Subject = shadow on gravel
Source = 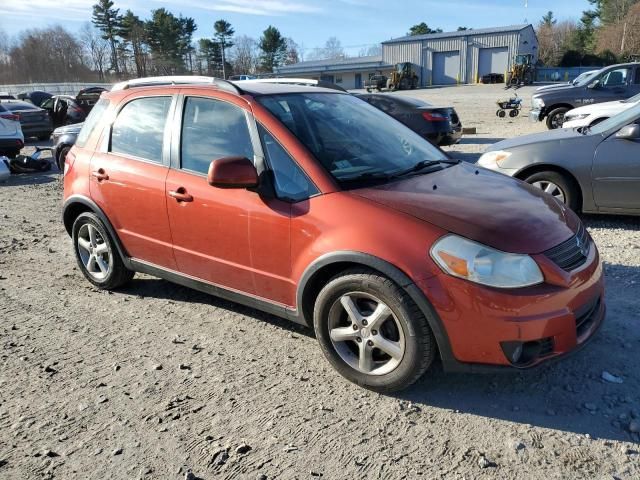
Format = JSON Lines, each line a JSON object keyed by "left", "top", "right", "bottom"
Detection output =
{"left": 582, "top": 214, "right": 640, "bottom": 231}
{"left": 2, "top": 170, "right": 58, "bottom": 186}
{"left": 121, "top": 277, "right": 313, "bottom": 338}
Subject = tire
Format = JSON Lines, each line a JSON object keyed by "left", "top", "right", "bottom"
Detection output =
{"left": 72, "top": 212, "right": 134, "bottom": 290}
{"left": 545, "top": 107, "right": 569, "bottom": 130}
{"left": 497, "top": 110, "right": 506, "bottom": 118}
{"left": 56, "top": 146, "right": 70, "bottom": 172}
{"left": 524, "top": 170, "right": 580, "bottom": 212}
{"left": 313, "top": 268, "right": 436, "bottom": 392}
{"left": 509, "top": 109, "right": 519, "bottom": 118}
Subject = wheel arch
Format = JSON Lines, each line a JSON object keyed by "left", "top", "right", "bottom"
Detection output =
{"left": 63, "top": 195, "right": 131, "bottom": 266}
{"left": 296, "top": 251, "right": 455, "bottom": 367}
{"left": 543, "top": 103, "right": 574, "bottom": 119}
{"left": 514, "top": 163, "right": 583, "bottom": 211}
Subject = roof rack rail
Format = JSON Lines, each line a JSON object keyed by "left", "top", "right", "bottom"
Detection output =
{"left": 232, "top": 77, "right": 347, "bottom": 92}
{"left": 111, "top": 76, "right": 243, "bottom": 95}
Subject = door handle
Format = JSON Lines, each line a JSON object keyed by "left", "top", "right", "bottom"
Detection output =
{"left": 168, "top": 188, "right": 193, "bottom": 202}
{"left": 91, "top": 169, "right": 109, "bottom": 181}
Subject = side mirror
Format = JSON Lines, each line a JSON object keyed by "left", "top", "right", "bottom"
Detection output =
{"left": 207, "top": 156, "right": 258, "bottom": 189}
{"left": 587, "top": 80, "right": 600, "bottom": 89}
{"left": 615, "top": 124, "right": 640, "bottom": 140}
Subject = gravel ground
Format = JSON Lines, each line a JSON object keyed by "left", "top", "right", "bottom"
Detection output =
{"left": 1, "top": 84, "right": 639, "bottom": 480}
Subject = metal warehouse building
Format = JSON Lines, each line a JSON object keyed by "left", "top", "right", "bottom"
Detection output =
{"left": 275, "top": 24, "right": 537, "bottom": 88}
{"left": 382, "top": 24, "right": 538, "bottom": 86}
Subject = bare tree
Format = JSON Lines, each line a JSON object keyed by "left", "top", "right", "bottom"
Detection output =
{"left": 537, "top": 20, "right": 578, "bottom": 66}
{"left": 230, "top": 35, "right": 259, "bottom": 74}
{"left": 79, "top": 23, "right": 110, "bottom": 81}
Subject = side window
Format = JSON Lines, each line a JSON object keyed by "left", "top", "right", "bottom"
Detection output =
{"left": 181, "top": 97, "right": 254, "bottom": 174}
{"left": 76, "top": 98, "right": 109, "bottom": 148}
{"left": 257, "top": 124, "right": 319, "bottom": 202}
{"left": 41, "top": 98, "right": 54, "bottom": 109}
{"left": 635, "top": 68, "right": 640, "bottom": 85}
{"left": 601, "top": 68, "right": 629, "bottom": 87}
{"left": 111, "top": 96, "right": 171, "bottom": 162}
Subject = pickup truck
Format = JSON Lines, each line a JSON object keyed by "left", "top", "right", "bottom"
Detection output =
{"left": 530, "top": 62, "right": 640, "bottom": 129}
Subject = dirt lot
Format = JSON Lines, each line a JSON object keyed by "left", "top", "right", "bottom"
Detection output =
{"left": 1, "top": 84, "right": 639, "bottom": 480}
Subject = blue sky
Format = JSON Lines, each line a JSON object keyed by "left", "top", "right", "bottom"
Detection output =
{"left": 0, "top": 0, "right": 590, "bottom": 56}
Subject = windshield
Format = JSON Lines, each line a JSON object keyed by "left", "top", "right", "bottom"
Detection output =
{"left": 573, "top": 71, "right": 598, "bottom": 86}
{"left": 590, "top": 103, "right": 640, "bottom": 135}
{"left": 257, "top": 93, "right": 449, "bottom": 183}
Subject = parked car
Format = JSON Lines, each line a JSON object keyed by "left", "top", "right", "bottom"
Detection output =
{"left": 62, "top": 76, "right": 604, "bottom": 391}
{"left": 356, "top": 93, "right": 462, "bottom": 146}
{"left": 0, "top": 100, "right": 52, "bottom": 140}
{"left": 535, "top": 69, "right": 600, "bottom": 93}
{"left": 530, "top": 62, "right": 640, "bottom": 129}
{"left": 0, "top": 92, "right": 16, "bottom": 100}
{"left": 562, "top": 92, "right": 640, "bottom": 129}
{"left": 40, "top": 95, "right": 87, "bottom": 127}
{"left": 51, "top": 122, "right": 81, "bottom": 170}
{"left": 229, "top": 75, "right": 257, "bottom": 81}
{"left": 478, "top": 102, "right": 640, "bottom": 215}
{"left": 0, "top": 108, "right": 24, "bottom": 158}
{"left": 17, "top": 90, "right": 53, "bottom": 107}
{"left": 76, "top": 87, "right": 107, "bottom": 114}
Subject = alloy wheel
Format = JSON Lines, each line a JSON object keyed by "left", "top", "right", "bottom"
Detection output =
{"left": 76, "top": 223, "right": 112, "bottom": 280}
{"left": 327, "top": 292, "right": 405, "bottom": 375}
{"left": 531, "top": 180, "right": 566, "bottom": 204}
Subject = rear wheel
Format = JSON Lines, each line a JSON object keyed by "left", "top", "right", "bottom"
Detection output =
{"left": 72, "top": 212, "right": 134, "bottom": 290}
{"left": 524, "top": 170, "right": 580, "bottom": 212}
{"left": 546, "top": 107, "right": 569, "bottom": 130}
{"left": 313, "top": 268, "right": 435, "bottom": 392}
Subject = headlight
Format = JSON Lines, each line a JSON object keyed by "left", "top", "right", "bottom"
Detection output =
{"left": 565, "top": 113, "right": 589, "bottom": 121}
{"left": 531, "top": 97, "right": 545, "bottom": 109}
{"left": 477, "top": 150, "right": 511, "bottom": 168}
{"left": 430, "top": 235, "right": 544, "bottom": 288}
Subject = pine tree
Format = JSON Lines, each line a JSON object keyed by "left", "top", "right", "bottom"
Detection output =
{"left": 214, "top": 20, "right": 234, "bottom": 79}
{"left": 92, "top": 0, "right": 122, "bottom": 76}
{"left": 259, "top": 26, "right": 287, "bottom": 72}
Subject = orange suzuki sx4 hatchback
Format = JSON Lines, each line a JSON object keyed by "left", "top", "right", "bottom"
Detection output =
{"left": 62, "top": 77, "right": 604, "bottom": 392}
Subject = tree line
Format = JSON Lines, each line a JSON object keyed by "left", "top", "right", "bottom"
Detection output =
{"left": 0, "top": 0, "right": 300, "bottom": 84}
{"left": 537, "top": 0, "right": 640, "bottom": 67}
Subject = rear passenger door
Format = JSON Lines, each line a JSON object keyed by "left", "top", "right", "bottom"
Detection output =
{"left": 90, "top": 95, "right": 178, "bottom": 270}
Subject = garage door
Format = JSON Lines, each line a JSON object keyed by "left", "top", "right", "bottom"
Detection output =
{"left": 478, "top": 47, "right": 509, "bottom": 77}
{"left": 433, "top": 51, "right": 460, "bottom": 85}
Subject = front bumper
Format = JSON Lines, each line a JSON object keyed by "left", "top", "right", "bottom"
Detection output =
{"left": 529, "top": 109, "right": 542, "bottom": 122}
{"left": 417, "top": 240, "right": 605, "bottom": 369}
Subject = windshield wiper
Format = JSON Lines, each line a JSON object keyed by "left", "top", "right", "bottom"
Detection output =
{"left": 391, "top": 159, "right": 459, "bottom": 178}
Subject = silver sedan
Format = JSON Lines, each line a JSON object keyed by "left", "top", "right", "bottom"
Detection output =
{"left": 477, "top": 103, "right": 640, "bottom": 216}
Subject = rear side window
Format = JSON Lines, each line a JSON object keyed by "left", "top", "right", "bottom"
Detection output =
{"left": 110, "top": 96, "right": 171, "bottom": 162}
{"left": 76, "top": 98, "right": 109, "bottom": 148}
{"left": 180, "top": 97, "right": 254, "bottom": 174}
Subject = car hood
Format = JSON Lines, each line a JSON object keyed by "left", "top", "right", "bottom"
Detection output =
{"left": 54, "top": 122, "right": 83, "bottom": 135}
{"left": 533, "top": 84, "right": 580, "bottom": 99}
{"left": 485, "top": 127, "right": 585, "bottom": 151}
{"left": 350, "top": 162, "right": 578, "bottom": 254}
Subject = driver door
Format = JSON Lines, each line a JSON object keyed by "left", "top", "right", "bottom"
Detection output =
{"left": 592, "top": 120, "right": 640, "bottom": 212}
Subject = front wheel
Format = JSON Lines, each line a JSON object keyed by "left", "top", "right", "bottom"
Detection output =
{"left": 313, "top": 268, "right": 436, "bottom": 392}
{"left": 524, "top": 170, "right": 580, "bottom": 212}
{"left": 72, "top": 212, "right": 134, "bottom": 289}
{"left": 546, "top": 107, "right": 569, "bottom": 130}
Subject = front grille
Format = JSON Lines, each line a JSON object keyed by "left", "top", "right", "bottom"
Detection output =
{"left": 544, "top": 223, "right": 590, "bottom": 271}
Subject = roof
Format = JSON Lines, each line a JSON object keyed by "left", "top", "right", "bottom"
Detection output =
{"left": 276, "top": 55, "right": 392, "bottom": 74}
{"left": 382, "top": 24, "right": 531, "bottom": 44}
{"left": 230, "top": 82, "right": 346, "bottom": 96}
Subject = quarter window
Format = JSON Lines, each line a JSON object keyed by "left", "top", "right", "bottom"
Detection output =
{"left": 110, "top": 96, "right": 171, "bottom": 162}
{"left": 258, "top": 124, "right": 318, "bottom": 202}
{"left": 180, "top": 97, "right": 254, "bottom": 174}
